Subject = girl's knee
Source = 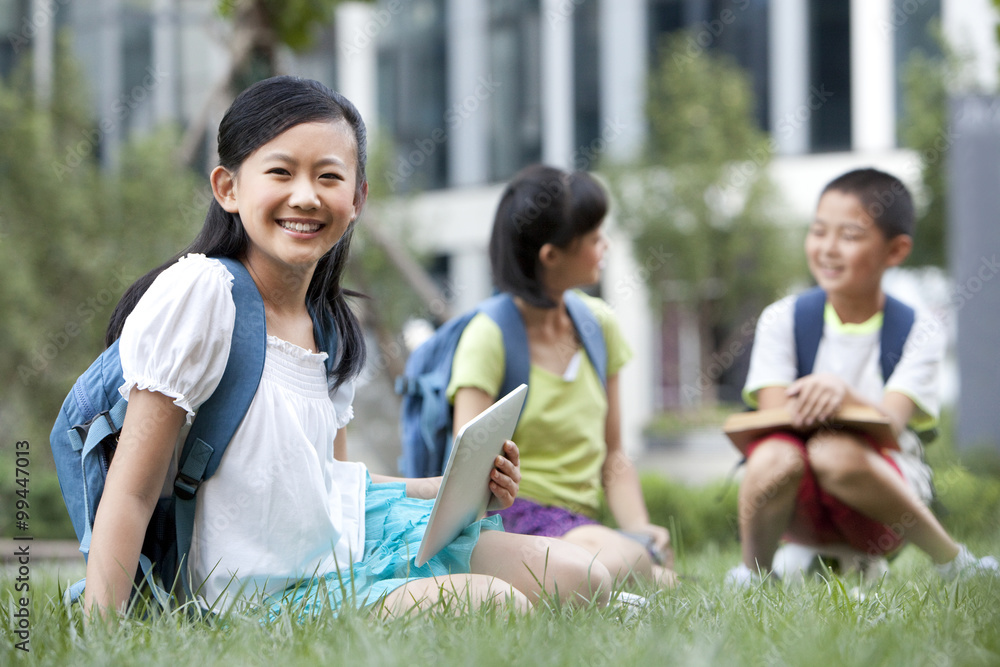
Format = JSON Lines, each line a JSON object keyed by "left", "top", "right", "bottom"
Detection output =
{"left": 565, "top": 526, "right": 655, "bottom": 583}
{"left": 547, "top": 540, "right": 613, "bottom": 606}
{"left": 382, "top": 575, "right": 531, "bottom": 617}
{"left": 464, "top": 575, "right": 532, "bottom": 613}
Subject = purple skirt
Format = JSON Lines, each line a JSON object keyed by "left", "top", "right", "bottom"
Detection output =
{"left": 488, "top": 497, "right": 599, "bottom": 538}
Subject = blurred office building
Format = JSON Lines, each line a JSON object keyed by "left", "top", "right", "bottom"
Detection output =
{"left": 5, "top": 0, "right": 997, "bottom": 457}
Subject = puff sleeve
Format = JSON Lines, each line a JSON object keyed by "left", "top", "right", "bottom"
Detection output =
{"left": 117, "top": 254, "right": 237, "bottom": 423}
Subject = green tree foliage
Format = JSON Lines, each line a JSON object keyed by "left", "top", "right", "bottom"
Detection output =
{"left": 610, "top": 33, "right": 803, "bottom": 404}
{"left": 0, "top": 46, "right": 199, "bottom": 532}
{"left": 218, "top": 0, "right": 344, "bottom": 52}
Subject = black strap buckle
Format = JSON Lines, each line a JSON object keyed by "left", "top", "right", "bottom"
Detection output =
{"left": 173, "top": 472, "right": 200, "bottom": 501}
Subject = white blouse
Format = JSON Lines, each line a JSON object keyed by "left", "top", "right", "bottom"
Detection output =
{"left": 117, "top": 254, "right": 366, "bottom": 608}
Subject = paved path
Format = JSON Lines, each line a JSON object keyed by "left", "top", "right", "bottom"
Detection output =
{"left": 635, "top": 428, "right": 744, "bottom": 485}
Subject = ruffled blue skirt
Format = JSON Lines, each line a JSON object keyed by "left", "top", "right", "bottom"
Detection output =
{"left": 268, "top": 475, "right": 503, "bottom": 616}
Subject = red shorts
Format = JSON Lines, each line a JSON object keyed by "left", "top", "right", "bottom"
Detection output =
{"left": 746, "top": 431, "right": 905, "bottom": 556}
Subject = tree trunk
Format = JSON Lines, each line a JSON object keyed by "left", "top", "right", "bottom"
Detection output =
{"left": 176, "top": 0, "right": 277, "bottom": 171}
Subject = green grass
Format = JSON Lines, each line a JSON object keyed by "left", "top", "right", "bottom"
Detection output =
{"left": 6, "top": 419, "right": 1000, "bottom": 665}
{"left": 3, "top": 539, "right": 1000, "bottom": 666}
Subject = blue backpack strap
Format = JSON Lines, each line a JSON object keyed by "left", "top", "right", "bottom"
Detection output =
{"left": 794, "top": 287, "right": 915, "bottom": 383}
{"left": 479, "top": 294, "right": 531, "bottom": 397}
{"left": 564, "top": 290, "right": 608, "bottom": 387}
{"left": 170, "top": 256, "right": 267, "bottom": 595}
{"left": 879, "top": 294, "right": 915, "bottom": 383}
{"left": 793, "top": 287, "right": 826, "bottom": 379}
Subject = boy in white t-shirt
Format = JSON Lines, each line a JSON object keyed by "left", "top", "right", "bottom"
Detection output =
{"left": 728, "top": 168, "right": 998, "bottom": 586}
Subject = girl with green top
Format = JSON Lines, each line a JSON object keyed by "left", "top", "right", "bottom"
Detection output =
{"left": 448, "top": 164, "right": 678, "bottom": 589}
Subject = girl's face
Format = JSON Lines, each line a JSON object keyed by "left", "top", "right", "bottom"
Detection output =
{"left": 212, "top": 120, "right": 366, "bottom": 278}
{"left": 806, "top": 190, "right": 909, "bottom": 301}
{"left": 543, "top": 226, "right": 608, "bottom": 292}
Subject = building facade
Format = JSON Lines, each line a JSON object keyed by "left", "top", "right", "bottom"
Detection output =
{"left": 6, "top": 0, "right": 998, "bottom": 458}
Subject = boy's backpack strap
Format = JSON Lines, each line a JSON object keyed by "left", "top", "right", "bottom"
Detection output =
{"left": 793, "top": 287, "right": 827, "bottom": 379}
{"left": 879, "top": 294, "right": 915, "bottom": 383}
{"left": 564, "top": 290, "right": 608, "bottom": 387}
{"left": 479, "top": 294, "right": 530, "bottom": 397}
{"left": 794, "top": 287, "right": 915, "bottom": 383}
{"left": 170, "top": 256, "right": 267, "bottom": 594}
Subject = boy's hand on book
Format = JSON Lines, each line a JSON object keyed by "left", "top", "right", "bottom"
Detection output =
{"left": 786, "top": 374, "right": 850, "bottom": 428}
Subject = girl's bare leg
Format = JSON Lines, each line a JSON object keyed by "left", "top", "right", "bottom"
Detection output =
{"left": 562, "top": 524, "right": 679, "bottom": 588}
{"left": 470, "top": 530, "right": 612, "bottom": 606}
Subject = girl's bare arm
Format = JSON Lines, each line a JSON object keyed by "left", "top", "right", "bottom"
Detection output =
{"left": 84, "top": 389, "right": 185, "bottom": 621}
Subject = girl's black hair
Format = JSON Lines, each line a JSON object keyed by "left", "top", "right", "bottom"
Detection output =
{"left": 489, "top": 164, "right": 608, "bottom": 308}
{"left": 106, "top": 75, "right": 368, "bottom": 388}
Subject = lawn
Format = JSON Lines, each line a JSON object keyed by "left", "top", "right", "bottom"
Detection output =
{"left": 3, "top": 531, "right": 1000, "bottom": 666}
{"left": 4, "top": 432, "right": 1000, "bottom": 666}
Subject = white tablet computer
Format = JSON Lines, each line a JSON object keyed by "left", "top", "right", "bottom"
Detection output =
{"left": 415, "top": 384, "right": 528, "bottom": 567}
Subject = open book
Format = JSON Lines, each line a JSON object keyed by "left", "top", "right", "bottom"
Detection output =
{"left": 723, "top": 405, "right": 897, "bottom": 454}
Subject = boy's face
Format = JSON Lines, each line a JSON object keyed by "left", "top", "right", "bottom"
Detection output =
{"left": 805, "top": 190, "right": 911, "bottom": 302}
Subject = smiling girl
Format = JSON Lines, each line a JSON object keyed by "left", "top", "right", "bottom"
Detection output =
{"left": 84, "top": 77, "right": 611, "bottom": 620}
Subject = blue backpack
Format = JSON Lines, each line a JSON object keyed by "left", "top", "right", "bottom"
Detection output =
{"left": 395, "top": 291, "right": 607, "bottom": 478}
{"left": 49, "top": 256, "right": 338, "bottom": 605}
{"left": 792, "top": 286, "right": 935, "bottom": 443}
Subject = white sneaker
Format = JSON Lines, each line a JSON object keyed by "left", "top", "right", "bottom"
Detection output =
{"left": 936, "top": 544, "right": 1000, "bottom": 582}
{"left": 772, "top": 544, "right": 820, "bottom": 584}
{"left": 612, "top": 591, "right": 648, "bottom": 623}
{"left": 725, "top": 563, "right": 773, "bottom": 588}
{"left": 613, "top": 591, "right": 648, "bottom": 608}
{"left": 772, "top": 543, "right": 889, "bottom": 584}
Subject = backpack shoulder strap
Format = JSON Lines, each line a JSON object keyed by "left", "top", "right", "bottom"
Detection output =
{"left": 879, "top": 294, "right": 915, "bottom": 383}
{"left": 479, "top": 293, "right": 530, "bottom": 397}
{"left": 564, "top": 290, "right": 608, "bottom": 387}
{"left": 171, "top": 256, "right": 267, "bottom": 593}
{"left": 793, "top": 287, "right": 826, "bottom": 379}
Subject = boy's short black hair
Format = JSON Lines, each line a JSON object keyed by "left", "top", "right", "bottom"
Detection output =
{"left": 489, "top": 164, "right": 608, "bottom": 308}
{"left": 821, "top": 168, "right": 914, "bottom": 239}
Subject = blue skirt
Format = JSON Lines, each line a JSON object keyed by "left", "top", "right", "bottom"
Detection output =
{"left": 268, "top": 475, "right": 504, "bottom": 616}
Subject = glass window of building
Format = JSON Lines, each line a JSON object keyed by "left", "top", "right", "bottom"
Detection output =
{"left": 893, "top": 0, "right": 941, "bottom": 143}
{"left": 647, "top": 0, "right": 770, "bottom": 132}
{"left": 377, "top": 0, "right": 448, "bottom": 192}
{"left": 573, "top": 0, "right": 601, "bottom": 167}
{"left": 808, "top": 0, "right": 851, "bottom": 151}
{"left": 487, "top": 0, "right": 541, "bottom": 182}
{"left": 121, "top": 3, "right": 154, "bottom": 134}
{"left": 0, "top": 1, "right": 28, "bottom": 80}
